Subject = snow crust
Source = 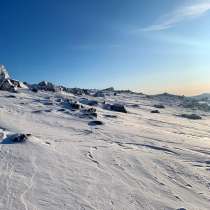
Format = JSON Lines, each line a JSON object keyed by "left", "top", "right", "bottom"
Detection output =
{"left": 0, "top": 89, "right": 210, "bottom": 210}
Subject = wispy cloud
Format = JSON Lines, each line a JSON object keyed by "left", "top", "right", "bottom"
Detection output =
{"left": 142, "top": 0, "right": 210, "bottom": 32}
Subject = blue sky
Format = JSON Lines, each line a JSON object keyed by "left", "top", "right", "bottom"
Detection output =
{"left": 0, "top": 0, "right": 210, "bottom": 95}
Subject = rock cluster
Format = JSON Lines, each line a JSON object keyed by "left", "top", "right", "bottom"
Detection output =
{"left": 0, "top": 65, "right": 27, "bottom": 92}
{"left": 181, "top": 99, "right": 210, "bottom": 112}
{"left": 79, "top": 98, "right": 98, "bottom": 106}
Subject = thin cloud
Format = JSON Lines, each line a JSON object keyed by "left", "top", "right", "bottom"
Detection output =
{"left": 142, "top": 1, "right": 210, "bottom": 32}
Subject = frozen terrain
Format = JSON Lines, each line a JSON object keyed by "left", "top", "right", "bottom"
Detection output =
{"left": 0, "top": 88, "right": 210, "bottom": 210}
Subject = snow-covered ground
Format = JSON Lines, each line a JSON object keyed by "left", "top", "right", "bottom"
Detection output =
{"left": 0, "top": 89, "right": 210, "bottom": 210}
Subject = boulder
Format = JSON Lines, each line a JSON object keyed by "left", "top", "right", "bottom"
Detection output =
{"left": 79, "top": 98, "right": 98, "bottom": 106}
{"left": 68, "top": 101, "right": 81, "bottom": 110}
{"left": 37, "top": 81, "right": 57, "bottom": 92}
{"left": 103, "top": 103, "right": 127, "bottom": 113}
{"left": 94, "top": 91, "right": 105, "bottom": 97}
{"left": 31, "top": 87, "right": 38, "bottom": 93}
{"left": 81, "top": 108, "right": 97, "bottom": 118}
{"left": 67, "top": 88, "right": 88, "bottom": 95}
{"left": 111, "top": 104, "right": 127, "bottom": 113}
{"left": 154, "top": 104, "right": 165, "bottom": 109}
{"left": 88, "top": 120, "right": 103, "bottom": 126}
{"left": 180, "top": 114, "right": 202, "bottom": 120}
{"left": 11, "top": 133, "right": 31, "bottom": 143}
{"left": 151, "top": 110, "right": 160, "bottom": 114}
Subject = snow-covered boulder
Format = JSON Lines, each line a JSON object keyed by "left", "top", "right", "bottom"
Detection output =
{"left": 180, "top": 113, "right": 202, "bottom": 120}
{"left": 79, "top": 98, "right": 98, "bottom": 106}
{"left": 103, "top": 103, "right": 127, "bottom": 113}
{"left": 37, "top": 81, "right": 57, "bottom": 92}
{"left": 79, "top": 107, "right": 97, "bottom": 118}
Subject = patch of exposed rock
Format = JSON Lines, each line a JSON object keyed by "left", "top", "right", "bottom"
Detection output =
{"left": 0, "top": 65, "right": 27, "bottom": 92}
{"left": 104, "top": 103, "right": 127, "bottom": 113}
{"left": 180, "top": 114, "right": 202, "bottom": 120}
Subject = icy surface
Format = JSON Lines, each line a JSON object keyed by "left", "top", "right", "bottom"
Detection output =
{"left": 0, "top": 90, "right": 209, "bottom": 210}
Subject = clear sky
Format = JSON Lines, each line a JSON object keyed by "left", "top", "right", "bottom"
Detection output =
{"left": 0, "top": 0, "right": 210, "bottom": 95}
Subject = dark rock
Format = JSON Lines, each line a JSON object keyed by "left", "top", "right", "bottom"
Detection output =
{"left": 102, "top": 87, "right": 114, "bottom": 92}
{"left": 68, "top": 88, "right": 87, "bottom": 95}
{"left": 154, "top": 104, "right": 165, "bottom": 109}
{"left": 81, "top": 108, "right": 97, "bottom": 118}
{"left": 6, "top": 95, "right": 16, "bottom": 98}
{"left": 55, "top": 98, "right": 63, "bottom": 103}
{"left": 104, "top": 114, "right": 117, "bottom": 118}
{"left": 0, "top": 66, "right": 28, "bottom": 92}
{"left": 180, "top": 114, "right": 202, "bottom": 120}
{"left": 57, "top": 108, "right": 66, "bottom": 112}
{"left": 151, "top": 110, "right": 160, "bottom": 113}
{"left": 104, "top": 103, "right": 127, "bottom": 113}
{"left": 88, "top": 120, "right": 104, "bottom": 126}
{"left": 11, "top": 134, "right": 30, "bottom": 143}
{"left": 181, "top": 99, "right": 210, "bottom": 112}
{"left": 130, "top": 104, "right": 139, "bottom": 108}
{"left": 31, "top": 87, "right": 38, "bottom": 93}
{"left": 37, "top": 81, "right": 57, "bottom": 92}
{"left": 44, "top": 109, "right": 52, "bottom": 113}
{"left": 79, "top": 98, "right": 98, "bottom": 106}
{"left": 69, "top": 101, "right": 81, "bottom": 110}
{"left": 94, "top": 91, "right": 105, "bottom": 97}
{"left": 43, "top": 101, "right": 53, "bottom": 106}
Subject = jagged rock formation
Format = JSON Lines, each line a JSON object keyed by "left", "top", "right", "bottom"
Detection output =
{"left": 0, "top": 65, "right": 27, "bottom": 92}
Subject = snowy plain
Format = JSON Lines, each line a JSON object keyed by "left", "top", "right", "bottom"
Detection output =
{"left": 0, "top": 89, "right": 210, "bottom": 210}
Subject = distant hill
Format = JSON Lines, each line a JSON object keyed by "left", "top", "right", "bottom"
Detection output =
{"left": 192, "top": 93, "right": 210, "bottom": 101}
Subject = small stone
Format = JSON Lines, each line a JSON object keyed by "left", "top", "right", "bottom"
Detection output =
{"left": 154, "top": 104, "right": 165, "bottom": 109}
{"left": 151, "top": 110, "right": 160, "bottom": 113}
{"left": 88, "top": 120, "right": 104, "bottom": 126}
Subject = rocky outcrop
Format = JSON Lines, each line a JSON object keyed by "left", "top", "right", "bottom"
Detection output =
{"left": 0, "top": 65, "right": 27, "bottom": 92}
{"left": 37, "top": 81, "right": 58, "bottom": 92}
{"left": 103, "top": 103, "right": 127, "bottom": 113}
{"left": 10, "top": 133, "right": 31, "bottom": 143}
{"left": 94, "top": 91, "right": 105, "bottom": 97}
{"left": 80, "top": 108, "right": 97, "bottom": 118}
{"left": 79, "top": 98, "right": 98, "bottom": 106}
{"left": 181, "top": 99, "right": 210, "bottom": 112}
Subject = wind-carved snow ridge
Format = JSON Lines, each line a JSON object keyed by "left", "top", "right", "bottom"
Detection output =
{"left": 0, "top": 67, "right": 209, "bottom": 210}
